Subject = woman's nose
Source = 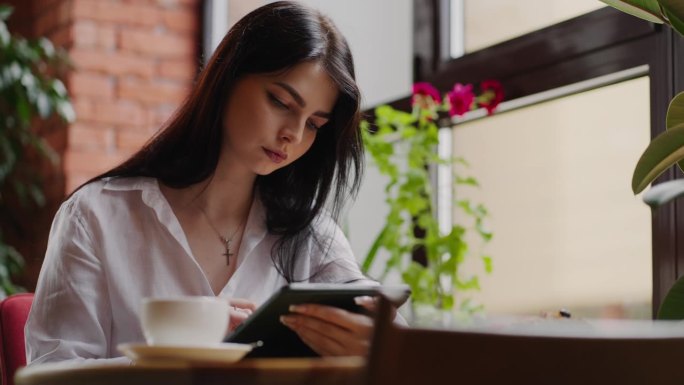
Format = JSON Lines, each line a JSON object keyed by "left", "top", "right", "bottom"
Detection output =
{"left": 279, "top": 121, "right": 305, "bottom": 143}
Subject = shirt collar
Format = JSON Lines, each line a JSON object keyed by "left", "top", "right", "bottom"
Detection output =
{"left": 102, "top": 176, "right": 269, "bottom": 257}
{"left": 101, "top": 176, "right": 156, "bottom": 192}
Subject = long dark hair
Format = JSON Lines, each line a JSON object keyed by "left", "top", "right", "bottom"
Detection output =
{"left": 82, "top": 1, "right": 364, "bottom": 282}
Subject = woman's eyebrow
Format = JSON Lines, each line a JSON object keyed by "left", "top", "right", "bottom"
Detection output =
{"left": 273, "top": 81, "right": 332, "bottom": 119}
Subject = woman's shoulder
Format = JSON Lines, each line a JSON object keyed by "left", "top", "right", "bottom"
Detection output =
{"left": 306, "top": 210, "right": 368, "bottom": 283}
{"left": 63, "top": 176, "right": 157, "bottom": 215}
{"left": 308, "top": 209, "right": 352, "bottom": 255}
{"left": 311, "top": 209, "right": 343, "bottom": 236}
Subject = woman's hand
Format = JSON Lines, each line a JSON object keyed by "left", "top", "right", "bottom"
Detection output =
{"left": 280, "top": 302, "right": 374, "bottom": 356}
{"left": 228, "top": 298, "right": 256, "bottom": 331}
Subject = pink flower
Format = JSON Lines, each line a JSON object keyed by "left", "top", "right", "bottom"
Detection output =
{"left": 411, "top": 82, "right": 442, "bottom": 109}
{"left": 447, "top": 83, "right": 475, "bottom": 117}
{"left": 478, "top": 80, "right": 504, "bottom": 115}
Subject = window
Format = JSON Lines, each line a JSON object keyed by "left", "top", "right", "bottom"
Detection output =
{"left": 451, "top": 0, "right": 605, "bottom": 56}
{"left": 453, "top": 76, "right": 651, "bottom": 318}
{"left": 412, "top": 4, "right": 684, "bottom": 316}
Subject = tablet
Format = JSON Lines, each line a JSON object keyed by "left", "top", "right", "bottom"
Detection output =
{"left": 224, "top": 283, "right": 410, "bottom": 357}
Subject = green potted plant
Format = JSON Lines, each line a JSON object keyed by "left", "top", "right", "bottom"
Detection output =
{"left": 0, "top": 5, "right": 74, "bottom": 296}
{"left": 361, "top": 80, "right": 503, "bottom": 320}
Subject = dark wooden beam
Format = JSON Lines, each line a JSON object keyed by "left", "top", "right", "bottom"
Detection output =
{"left": 427, "top": 7, "right": 655, "bottom": 100}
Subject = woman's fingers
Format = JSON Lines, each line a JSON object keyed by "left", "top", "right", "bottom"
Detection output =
{"left": 285, "top": 320, "right": 346, "bottom": 356}
{"left": 288, "top": 304, "right": 373, "bottom": 336}
{"left": 280, "top": 304, "right": 374, "bottom": 356}
{"left": 225, "top": 298, "right": 256, "bottom": 331}
{"left": 229, "top": 298, "right": 257, "bottom": 312}
{"left": 281, "top": 314, "right": 369, "bottom": 356}
{"left": 354, "top": 296, "right": 398, "bottom": 321}
{"left": 354, "top": 296, "right": 377, "bottom": 312}
{"left": 228, "top": 308, "right": 251, "bottom": 331}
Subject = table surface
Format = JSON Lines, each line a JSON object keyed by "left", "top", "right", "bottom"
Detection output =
{"left": 15, "top": 357, "right": 366, "bottom": 385}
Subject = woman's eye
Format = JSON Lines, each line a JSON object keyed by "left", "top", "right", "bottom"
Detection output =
{"left": 268, "top": 93, "right": 289, "bottom": 110}
{"left": 306, "top": 120, "right": 320, "bottom": 131}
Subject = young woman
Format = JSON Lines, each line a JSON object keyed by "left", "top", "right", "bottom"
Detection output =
{"left": 26, "top": 1, "right": 380, "bottom": 364}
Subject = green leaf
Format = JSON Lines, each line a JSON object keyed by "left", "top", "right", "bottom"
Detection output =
{"left": 0, "top": 21, "right": 9, "bottom": 47}
{"left": 666, "top": 93, "right": 684, "bottom": 172}
{"left": 0, "top": 136, "right": 17, "bottom": 181}
{"left": 658, "top": 274, "right": 684, "bottom": 319}
{"left": 474, "top": 204, "right": 489, "bottom": 217}
{"left": 659, "top": 0, "right": 684, "bottom": 36}
{"left": 14, "top": 38, "right": 39, "bottom": 63}
{"left": 27, "top": 182, "right": 46, "bottom": 207}
{"left": 632, "top": 123, "right": 684, "bottom": 193}
{"left": 442, "top": 294, "right": 454, "bottom": 310}
{"left": 457, "top": 200, "right": 474, "bottom": 215}
{"left": 5, "top": 244, "right": 25, "bottom": 273}
{"left": 35, "top": 89, "right": 51, "bottom": 118}
{"left": 50, "top": 79, "right": 67, "bottom": 98}
{"left": 666, "top": 92, "right": 684, "bottom": 130}
{"left": 34, "top": 138, "right": 60, "bottom": 165}
{"left": 362, "top": 225, "right": 388, "bottom": 274}
{"left": 0, "top": 239, "right": 23, "bottom": 293}
{"left": 12, "top": 179, "right": 28, "bottom": 206}
{"left": 401, "top": 126, "right": 417, "bottom": 139}
{"left": 15, "top": 94, "right": 31, "bottom": 126}
{"left": 642, "top": 179, "right": 684, "bottom": 208}
{"left": 456, "top": 176, "right": 479, "bottom": 186}
{"left": 482, "top": 255, "right": 493, "bottom": 273}
{"left": 0, "top": 263, "right": 10, "bottom": 284}
{"left": 20, "top": 68, "right": 37, "bottom": 91}
{"left": 3, "top": 62, "right": 23, "bottom": 85}
{"left": 56, "top": 100, "right": 76, "bottom": 122}
{"left": 459, "top": 299, "right": 484, "bottom": 314}
{"left": 456, "top": 275, "right": 480, "bottom": 291}
{"left": 37, "top": 37, "right": 55, "bottom": 58}
{"left": 477, "top": 226, "right": 493, "bottom": 242}
{"left": 599, "top": 0, "right": 665, "bottom": 23}
{"left": 417, "top": 213, "right": 434, "bottom": 229}
{"left": 0, "top": 5, "right": 12, "bottom": 21}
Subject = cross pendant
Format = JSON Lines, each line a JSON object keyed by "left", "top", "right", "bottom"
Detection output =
{"left": 221, "top": 238, "right": 234, "bottom": 265}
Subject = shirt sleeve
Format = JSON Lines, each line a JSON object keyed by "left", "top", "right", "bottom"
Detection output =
{"left": 307, "top": 213, "right": 375, "bottom": 285}
{"left": 25, "top": 197, "right": 129, "bottom": 365}
{"left": 307, "top": 213, "right": 409, "bottom": 325}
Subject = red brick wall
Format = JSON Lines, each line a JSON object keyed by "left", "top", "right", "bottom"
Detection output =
{"left": 66, "top": 0, "right": 200, "bottom": 191}
{"left": 3, "top": 0, "right": 201, "bottom": 291}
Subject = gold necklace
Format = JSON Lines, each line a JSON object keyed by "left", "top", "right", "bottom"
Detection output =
{"left": 198, "top": 207, "right": 247, "bottom": 265}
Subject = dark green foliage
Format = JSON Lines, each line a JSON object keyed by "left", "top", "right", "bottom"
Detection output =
{"left": 0, "top": 5, "right": 74, "bottom": 295}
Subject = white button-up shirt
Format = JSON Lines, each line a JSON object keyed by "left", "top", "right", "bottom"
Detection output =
{"left": 25, "top": 177, "right": 369, "bottom": 365}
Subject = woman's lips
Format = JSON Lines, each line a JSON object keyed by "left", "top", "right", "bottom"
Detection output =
{"left": 263, "top": 148, "right": 287, "bottom": 163}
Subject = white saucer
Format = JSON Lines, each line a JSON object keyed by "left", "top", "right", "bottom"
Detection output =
{"left": 118, "top": 342, "right": 252, "bottom": 364}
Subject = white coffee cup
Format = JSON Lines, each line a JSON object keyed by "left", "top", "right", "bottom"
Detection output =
{"left": 141, "top": 296, "right": 230, "bottom": 346}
